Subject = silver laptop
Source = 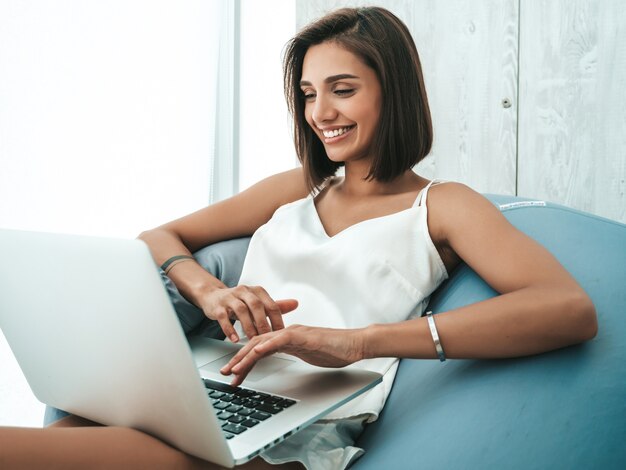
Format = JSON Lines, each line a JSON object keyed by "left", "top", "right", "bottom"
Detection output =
{"left": 0, "top": 229, "right": 381, "bottom": 467}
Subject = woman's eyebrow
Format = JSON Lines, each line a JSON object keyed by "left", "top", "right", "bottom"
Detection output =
{"left": 299, "top": 74, "right": 360, "bottom": 87}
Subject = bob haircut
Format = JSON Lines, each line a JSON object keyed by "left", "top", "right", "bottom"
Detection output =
{"left": 283, "top": 6, "right": 433, "bottom": 191}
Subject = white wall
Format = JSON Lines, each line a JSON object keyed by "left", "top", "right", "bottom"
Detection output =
{"left": 0, "top": 0, "right": 221, "bottom": 426}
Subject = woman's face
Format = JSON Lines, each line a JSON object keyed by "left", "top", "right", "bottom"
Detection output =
{"left": 300, "top": 41, "right": 382, "bottom": 165}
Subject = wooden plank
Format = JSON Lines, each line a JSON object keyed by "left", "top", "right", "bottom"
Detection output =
{"left": 518, "top": 0, "right": 626, "bottom": 222}
{"left": 296, "top": 0, "right": 519, "bottom": 195}
{"left": 410, "top": 0, "right": 519, "bottom": 195}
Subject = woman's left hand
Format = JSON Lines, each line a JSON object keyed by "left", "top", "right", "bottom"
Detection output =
{"left": 220, "top": 324, "right": 366, "bottom": 386}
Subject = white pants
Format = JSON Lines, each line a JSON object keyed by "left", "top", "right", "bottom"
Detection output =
{"left": 260, "top": 415, "right": 369, "bottom": 469}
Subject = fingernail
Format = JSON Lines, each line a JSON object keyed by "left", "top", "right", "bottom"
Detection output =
{"left": 230, "top": 334, "right": 238, "bottom": 343}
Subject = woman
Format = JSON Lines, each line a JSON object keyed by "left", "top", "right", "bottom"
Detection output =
{"left": 1, "top": 6, "right": 596, "bottom": 469}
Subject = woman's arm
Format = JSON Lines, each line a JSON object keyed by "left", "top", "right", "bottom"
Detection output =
{"left": 139, "top": 168, "right": 308, "bottom": 341}
{"left": 412, "top": 182, "right": 598, "bottom": 358}
{"left": 221, "top": 184, "right": 597, "bottom": 384}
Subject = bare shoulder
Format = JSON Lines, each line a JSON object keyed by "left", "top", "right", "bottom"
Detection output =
{"left": 426, "top": 182, "right": 504, "bottom": 240}
{"left": 427, "top": 181, "right": 496, "bottom": 209}
{"left": 424, "top": 182, "right": 521, "bottom": 274}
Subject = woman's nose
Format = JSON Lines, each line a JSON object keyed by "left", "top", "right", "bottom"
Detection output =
{"left": 311, "top": 95, "right": 337, "bottom": 124}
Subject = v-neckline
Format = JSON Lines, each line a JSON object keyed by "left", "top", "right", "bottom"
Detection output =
{"left": 310, "top": 190, "right": 424, "bottom": 240}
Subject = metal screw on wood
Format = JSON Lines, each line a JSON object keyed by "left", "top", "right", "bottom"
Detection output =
{"left": 502, "top": 98, "right": 512, "bottom": 108}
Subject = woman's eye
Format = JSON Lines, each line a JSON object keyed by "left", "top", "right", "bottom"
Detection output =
{"left": 334, "top": 88, "right": 355, "bottom": 96}
{"left": 302, "top": 91, "right": 316, "bottom": 101}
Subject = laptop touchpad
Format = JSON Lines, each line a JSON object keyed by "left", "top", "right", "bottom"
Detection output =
{"left": 200, "top": 353, "right": 294, "bottom": 383}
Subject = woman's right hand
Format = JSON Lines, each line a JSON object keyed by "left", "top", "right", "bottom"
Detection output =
{"left": 199, "top": 285, "right": 298, "bottom": 343}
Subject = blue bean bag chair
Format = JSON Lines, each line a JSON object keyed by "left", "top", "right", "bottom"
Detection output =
{"left": 354, "top": 195, "right": 626, "bottom": 469}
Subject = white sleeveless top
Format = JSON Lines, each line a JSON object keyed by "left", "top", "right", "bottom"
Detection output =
{"left": 236, "top": 180, "right": 448, "bottom": 421}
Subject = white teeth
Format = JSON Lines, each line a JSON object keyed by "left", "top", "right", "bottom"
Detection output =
{"left": 322, "top": 126, "right": 352, "bottom": 138}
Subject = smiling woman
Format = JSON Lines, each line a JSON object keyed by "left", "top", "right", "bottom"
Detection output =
{"left": 285, "top": 11, "right": 432, "bottom": 191}
{"left": 0, "top": 5, "right": 596, "bottom": 470}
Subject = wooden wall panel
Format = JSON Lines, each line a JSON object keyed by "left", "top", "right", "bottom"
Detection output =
{"left": 296, "top": 0, "right": 625, "bottom": 222}
{"left": 518, "top": 0, "right": 626, "bottom": 222}
{"left": 296, "top": 0, "right": 519, "bottom": 195}
{"left": 408, "top": 0, "right": 519, "bottom": 195}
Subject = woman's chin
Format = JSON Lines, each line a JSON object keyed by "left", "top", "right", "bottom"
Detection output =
{"left": 324, "top": 151, "right": 372, "bottom": 167}
{"left": 324, "top": 149, "right": 356, "bottom": 164}
{"left": 326, "top": 156, "right": 347, "bottom": 164}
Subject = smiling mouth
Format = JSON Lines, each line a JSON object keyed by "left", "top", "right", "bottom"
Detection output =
{"left": 321, "top": 125, "right": 355, "bottom": 140}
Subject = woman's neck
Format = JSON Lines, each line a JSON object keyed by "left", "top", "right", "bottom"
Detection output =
{"left": 338, "top": 163, "right": 424, "bottom": 197}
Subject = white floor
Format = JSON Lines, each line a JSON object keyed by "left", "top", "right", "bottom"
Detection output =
{"left": 0, "top": 330, "right": 45, "bottom": 427}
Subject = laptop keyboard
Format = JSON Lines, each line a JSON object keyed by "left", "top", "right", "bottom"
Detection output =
{"left": 203, "top": 378, "right": 297, "bottom": 440}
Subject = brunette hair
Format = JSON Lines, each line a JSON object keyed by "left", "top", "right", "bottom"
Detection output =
{"left": 283, "top": 6, "right": 433, "bottom": 191}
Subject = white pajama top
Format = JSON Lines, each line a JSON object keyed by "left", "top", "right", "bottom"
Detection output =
{"left": 235, "top": 179, "right": 448, "bottom": 421}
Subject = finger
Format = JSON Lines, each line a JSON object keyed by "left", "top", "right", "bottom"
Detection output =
{"left": 266, "top": 299, "right": 298, "bottom": 332}
{"left": 228, "top": 298, "right": 258, "bottom": 339}
{"left": 220, "top": 337, "right": 259, "bottom": 375}
{"left": 229, "top": 373, "right": 245, "bottom": 387}
{"left": 227, "top": 341, "right": 277, "bottom": 387}
{"left": 249, "top": 287, "right": 286, "bottom": 331}
{"left": 220, "top": 336, "right": 260, "bottom": 383}
{"left": 230, "top": 334, "right": 288, "bottom": 377}
{"left": 220, "top": 332, "right": 278, "bottom": 377}
{"left": 212, "top": 306, "right": 239, "bottom": 343}
{"left": 276, "top": 299, "right": 298, "bottom": 314}
{"left": 239, "top": 290, "right": 273, "bottom": 334}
